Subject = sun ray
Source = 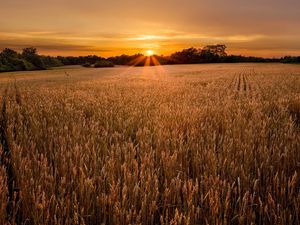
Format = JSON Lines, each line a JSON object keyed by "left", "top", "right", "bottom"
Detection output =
{"left": 128, "top": 55, "right": 146, "bottom": 66}
{"left": 144, "top": 56, "right": 151, "bottom": 67}
{"left": 151, "top": 56, "right": 161, "bottom": 66}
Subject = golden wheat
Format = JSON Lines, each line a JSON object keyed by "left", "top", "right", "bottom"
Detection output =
{"left": 0, "top": 63, "right": 299, "bottom": 225}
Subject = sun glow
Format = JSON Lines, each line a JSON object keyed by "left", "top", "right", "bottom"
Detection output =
{"left": 146, "top": 50, "right": 154, "bottom": 56}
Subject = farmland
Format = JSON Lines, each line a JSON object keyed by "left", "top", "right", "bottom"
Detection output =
{"left": 0, "top": 63, "right": 299, "bottom": 224}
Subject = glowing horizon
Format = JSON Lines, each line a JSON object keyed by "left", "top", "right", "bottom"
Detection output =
{"left": 1, "top": 0, "right": 300, "bottom": 58}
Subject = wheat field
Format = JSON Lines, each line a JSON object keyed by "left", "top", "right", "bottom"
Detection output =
{"left": 0, "top": 63, "right": 299, "bottom": 225}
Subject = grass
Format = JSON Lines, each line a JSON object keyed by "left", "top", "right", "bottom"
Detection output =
{"left": 0, "top": 63, "right": 299, "bottom": 225}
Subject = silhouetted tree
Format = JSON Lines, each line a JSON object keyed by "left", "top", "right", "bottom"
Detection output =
{"left": 1, "top": 48, "right": 18, "bottom": 58}
{"left": 203, "top": 44, "right": 227, "bottom": 56}
{"left": 22, "top": 48, "right": 45, "bottom": 69}
{"left": 170, "top": 48, "right": 202, "bottom": 64}
{"left": 0, "top": 48, "right": 35, "bottom": 71}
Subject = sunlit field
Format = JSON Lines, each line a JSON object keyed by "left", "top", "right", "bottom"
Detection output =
{"left": 0, "top": 63, "right": 300, "bottom": 225}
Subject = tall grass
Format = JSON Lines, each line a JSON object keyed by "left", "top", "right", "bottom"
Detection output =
{"left": 0, "top": 64, "right": 299, "bottom": 224}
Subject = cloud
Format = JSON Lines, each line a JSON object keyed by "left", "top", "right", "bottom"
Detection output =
{"left": 1, "top": 0, "right": 300, "bottom": 56}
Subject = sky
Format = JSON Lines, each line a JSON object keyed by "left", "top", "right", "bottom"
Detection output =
{"left": 1, "top": 0, "right": 300, "bottom": 57}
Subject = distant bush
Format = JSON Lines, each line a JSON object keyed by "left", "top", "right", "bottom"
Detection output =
{"left": 22, "top": 60, "right": 36, "bottom": 70}
{"left": 281, "top": 56, "right": 300, "bottom": 64}
{"left": 0, "top": 61, "right": 10, "bottom": 72}
{"left": 58, "top": 55, "right": 105, "bottom": 66}
{"left": 82, "top": 63, "right": 92, "bottom": 68}
{"left": 41, "top": 56, "right": 63, "bottom": 68}
{"left": 11, "top": 58, "right": 35, "bottom": 71}
{"left": 94, "top": 60, "right": 114, "bottom": 68}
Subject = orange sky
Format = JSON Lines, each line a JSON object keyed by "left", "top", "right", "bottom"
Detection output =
{"left": 1, "top": 0, "right": 300, "bottom": 57}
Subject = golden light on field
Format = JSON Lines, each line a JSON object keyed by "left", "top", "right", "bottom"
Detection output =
{"left": 0, "top": 64, "right": 299, "bottom": 224}
{"left": 146, "top": 49, "right": 154, "bottom": 56}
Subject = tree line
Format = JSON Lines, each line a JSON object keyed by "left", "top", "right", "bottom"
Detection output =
{"left": 1, "top": 45, "right": 299, "bottom": 72}
{"left": 0, "top": 48, "right": 106, "bottom": 72}
{"left": 108, "top": 45, "right": 281, "bottom": 66}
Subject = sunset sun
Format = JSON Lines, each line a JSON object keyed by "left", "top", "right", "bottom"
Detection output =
{"left": 146, "top": 50, "right": 154, "bottom": 56}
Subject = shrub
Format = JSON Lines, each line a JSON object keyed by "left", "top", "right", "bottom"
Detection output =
{"left": 94, "top": 60, "right": 114, "bottom": 68}
{"left": 41, "top": 56, "right": 63, "bottom": 68}
{"left": 82, "top": 63, "right": 92, "bottom": 67}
